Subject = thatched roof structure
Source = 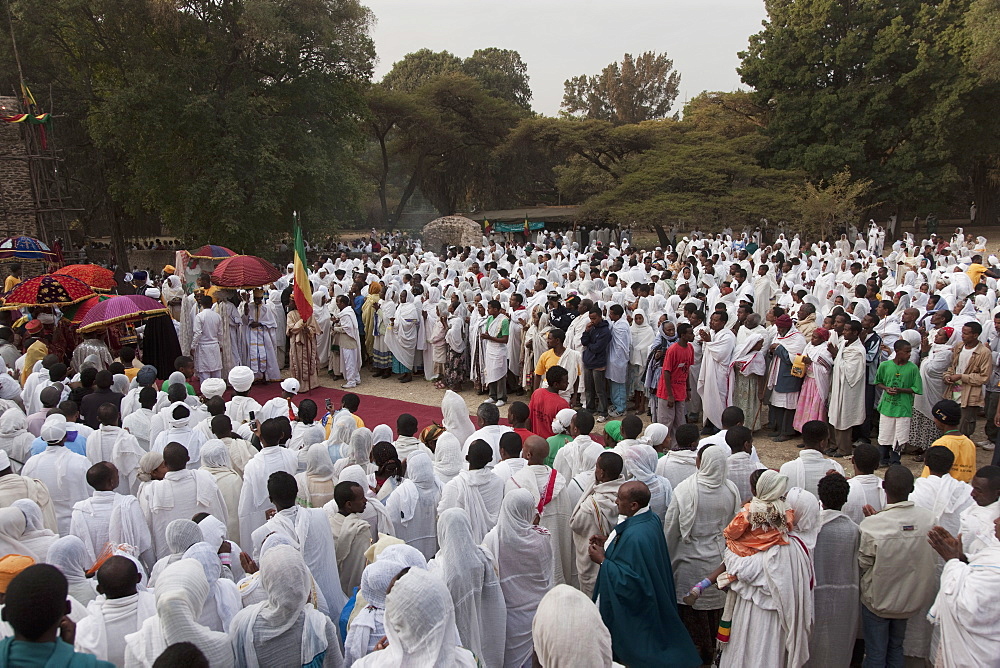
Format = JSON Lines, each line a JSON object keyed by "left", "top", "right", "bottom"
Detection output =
{"left": 421, "top": 216, "right": 481, "bottom": 251}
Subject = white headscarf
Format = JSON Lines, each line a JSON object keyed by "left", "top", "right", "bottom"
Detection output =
{"left": 432, "top": 433, "right": 463, "bottom": 484}
{"left": 532, "top": 584, "right": 613, "bottom": 668}
{"left": 182, "top": 542, "right": 242, "bottom": 632}
{"left": 355, "top": 567, "right": 475, "bottom": 667}
{"left": 441, "top": 390, "right": 475, "bottom": 447}
{"left": 371, "top": 424, "right": 394, "bottom": 445}
{"left": 672, "top": 444, "right": 741, "bottom": 542}
{"left": 0, "top": 506, "right": 35, "bottom": 560}
{"left": 46, "top": 535, "right": 96, "bottom": 603}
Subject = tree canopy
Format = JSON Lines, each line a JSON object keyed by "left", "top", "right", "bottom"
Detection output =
{"left": 562, "top": 51, "right": 681, "bottom": 125}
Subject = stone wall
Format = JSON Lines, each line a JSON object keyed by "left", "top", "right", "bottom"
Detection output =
{"left": 0, "top": 96, "right": 37, "bottom": 239}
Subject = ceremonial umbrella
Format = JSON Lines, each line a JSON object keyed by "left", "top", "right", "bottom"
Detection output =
{"left": 2, "top": 273, "right": 94, "bottom": 307}
{"left": 210, "top": 254, "right": 282, "bottom": 289}
{"left": 0, "top": 236, "right": 57, "bottom": 261}
{"left": 188, "top": 245, "right": 238, "bottom": 260}
{"left": 54, "top": 264, "right": 117, "bottom": 292}
{"left": 61, "top": 294, "right": 113, "bottom": 325}
{"left": 77, "top": 294, "right": 169, "bottom": 333}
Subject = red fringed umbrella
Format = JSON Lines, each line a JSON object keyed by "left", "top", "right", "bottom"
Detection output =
{"left": 188, "top": 245, "right": 238, "bottom": 260}
{"left": 2, "top": 273, "right": 95, "bottom": 307}
{"left": 54, "top": 264, "right": 117, "bottom": 292}
{"left": 61, "top": 294, "right": 113, "bottom": 325}
{"left": 77, "top": 295, "right": 169, "bottom": 333}
{"left": 210, "top": 255, "right": 282, "bottom": 289}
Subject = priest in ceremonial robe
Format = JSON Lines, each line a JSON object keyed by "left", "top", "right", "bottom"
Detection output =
{"left": 589, "top": 480, "right": 701, "bottom": 668}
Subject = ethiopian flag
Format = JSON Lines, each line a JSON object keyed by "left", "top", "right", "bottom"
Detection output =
{"left": 293, "top": 223, "right": 313, "bottom": 321}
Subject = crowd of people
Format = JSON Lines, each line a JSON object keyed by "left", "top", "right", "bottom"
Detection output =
{"left": 0, "top": 222, "right": 996, "bottom": 667}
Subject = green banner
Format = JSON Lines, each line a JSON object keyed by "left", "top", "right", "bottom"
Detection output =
{"left": 494, "top": 221, "right": 545, "bottom": 233}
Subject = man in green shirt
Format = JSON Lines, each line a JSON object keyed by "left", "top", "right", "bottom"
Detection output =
{"left": 875, "top": 340, "right": 923, "bottom": 466}
{"left": 482, "top": 299, "right": 510, "bottom": 406}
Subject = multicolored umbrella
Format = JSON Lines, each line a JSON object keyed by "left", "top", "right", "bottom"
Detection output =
{"left": 188, "top": 245, "right": 238, "bottom": 260}
{"left": 2, "top": 273, "right": 95, "bottom": 307}
{"left": 61, "top": 294, "right": 113, "bottom": 325}
{"left": 54, "top": 264, "right": 117, "bottom": 292}
{"left": 77, "top": 294, "right": 169, "bottom": 333}
{"left": 0, "top": 236, "right": 57, "bottom": 261}
{"left": 210, "top": 254, "right": 281, "bottom": 289}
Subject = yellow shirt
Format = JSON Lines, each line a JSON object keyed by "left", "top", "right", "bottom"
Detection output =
{"left": 966, "top": 263, "right": 988, "bottom": 286}
{"left": 123, "top": 367, "right": 140, "bottom": 381}
{"left": 3, "top": 276, "right": 20, "bottom": 293}
{"left": 534, "top": 349, "right": 562, "bottom": 378}
{"left": 921, "top": 432, "right": 976, "bottom": 483}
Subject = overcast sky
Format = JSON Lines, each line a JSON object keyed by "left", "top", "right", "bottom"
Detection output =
{"left": 363, "top": 0, "right": 769, "bottom": 116}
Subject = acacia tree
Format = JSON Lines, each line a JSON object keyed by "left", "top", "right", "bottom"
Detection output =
{"left": 794, "top": 169, "right": 875, "bottom": 240}
{"left": 562, "top": 51, "right": 681, "bottom": 125}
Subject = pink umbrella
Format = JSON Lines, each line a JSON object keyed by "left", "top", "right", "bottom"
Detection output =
{"left": 77, "top": 294, "right": 169, "bottom": 333}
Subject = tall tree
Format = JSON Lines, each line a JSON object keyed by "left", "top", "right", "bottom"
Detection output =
{"left": 381, "top": 49, "right": 463, "bottom": 92}
{"left": 738, "top": 0, "right": 999, "bottom": 221}
{"left": 3, "top": 0, "right": 375, "bottom": 249}
{"left": 561, "top": 51, "right": 681, "bottom": 125}
{"left": 462, "top": 47, "right": 532, "bottom": 110}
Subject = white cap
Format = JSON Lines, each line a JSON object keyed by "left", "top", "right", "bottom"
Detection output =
{"left": 228, "top": 366, "right": 254, "bottom": 392}
{"left": 40, "top": 414, "right": 68, "bottom": 444}
{"left": 145, "top": 288, "right": 161, "bottom": 299}
{"left": 201, "top": 378, "right": 227, "bottom": 399}
{"left": 280, "top": 378, "right": 300, "bottom": 395}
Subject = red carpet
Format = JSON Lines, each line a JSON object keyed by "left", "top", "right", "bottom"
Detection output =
{"left": 239, "top": 382, "right": 462, "bottom": 436}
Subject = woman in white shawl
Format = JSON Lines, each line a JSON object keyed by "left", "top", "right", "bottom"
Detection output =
{"left": 719, "top": 481, "right": 816, "bottom": 668}
{"left": 183, "top": 541, "right": 242, "bottom": 633}
{"left": 629, "top": 309, "right": 657, "bottom": 415}
{"left": 793, "top": 327, "right": 835, "bottom": 432}
{"left": 909, "top": 327, "right": 955, "bottom": 456}
{"left": 623, "top": 445, "right": 672, "bottom": 522}
{"left": 429, "top": 508, "right": 506, "bottom": 668}
{"left": 384, "top": 452, "right": 441, "bottom": 560}
{"left": 386, "top": 289, "right": 421, "bottom": 383}
{"left": 352, "top": 567, "right": 477, "bottom": 667}
{"left": 664, "top": 444, "right": 741, "bottom": 661}
{"left": 46, "top": 535, "right": 97, "bottom": 604}
{"left": 10, "top": 499, "right": 57, "bottom": 561}
{"left": 441, "top": 389, "right": 475, "bottom": 447}
{"left": 161, "top": 275, "right": 185, "bottom": 321}
{"left": 532, "top": 585, "right": 614, "bottom": 668}
{"left": 442, "top": 302, "right": 469, "bottom": 391}
{"left": 482, "top": 488, "right": 553, "bottom": 668}
{"left": 200, "top": 439, "right": 242, "bottom": 542}
{"left": 325, "top": 412, "right": 357, "bottom": 466}
{"left": 432, "top": 432, "right": 462, "bottom": 485}
{"left": 332, "top": 428, "right": 374, "bottom": 481}
{"left": 0, "top": 506, "right": 38, "bottom": 560}
{"left": 344, "top": 559, "right": 396, "bottom": 666}
{"left": 296, "top": 443, "right": 337, "bottom": 509}
{"left": 148, "top": 519, "right": 205, "bottom": 587}
{"left": 124, "top": 558, "right": 236, "bottom": 668}
{"left": 230, "top": 543, "right": 342, "bottom": 667}
{"left": 0, "top": 409, "right": 33, "bottom": 473}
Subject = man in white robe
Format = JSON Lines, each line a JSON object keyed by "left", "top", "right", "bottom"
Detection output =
{"left": 331, "top": 294, "right": 362, "bottom": 389}
{"left": 696, "top": 312, "right": 736, "bottom": 432}
{"left": 462, "top": 402, "right": 513, "bottom": 465}
{"left": 139, "top": 441, "right": 228, "bottom": 559}
{"left": 480, "top": 299, "right": 510, "bottom": 405}
{"left": 242, "top": 290, "right": 281, "bottom": 382}
{"left": 829, "top": 321, "right": 867, "bottom": 456}
{"left": 75, "top": 555, "right": 156, "bottom": 667}
{"left": 22, "top": 414, "right": 91, "bottom": 535}
{"left": 605, "top": 305, "right": 631, "bottom": 417}
{"left": 506, "top": 435, "right": 577, "bottom": 587}
{"left": 958, "top": 466, "right": 1000, "bottom": 556}
{"left": 312, "top": 289, "right": 332, "bottom": 368}
{"left": 752, "top": 265, "right": 778, "bottom": 318}
{"left": 326, "top": 479, "right": 372, "bottom": 598}
{"left": 386, "top": 289, "right": 422, "bottom": 381}
{"left": 70, "top": 462, "right": 152, "bottom": 567}
{"left": 569, "top": 451, "right": 624, "bottom": 596}
{"left": 192, "top": 295, "right": 223, "bottom": 380}
{"left": 151, "top": 403, "right": 207, "bottom": 469}
{"left": 237, "top": 417, "right": 298, "bottom": 547}
{"left": 85, "top": 404, "right": 144, "bottom": 495}
{"left": 249, "top": 470, "right": 347, "bottom": 618}
{"left": 437, "top": 440, "right": 505, "bottom": 543}
{"left": 212, "top": 292, "right": 243, "bottom": 378}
